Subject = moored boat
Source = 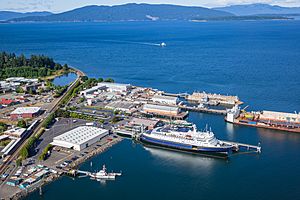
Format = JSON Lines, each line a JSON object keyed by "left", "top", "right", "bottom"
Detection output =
{"left": 140, "top": 124, "right": 233, "bottom": 156}
{"left": 90, "top": 165, "right": 122, "bottom": 180}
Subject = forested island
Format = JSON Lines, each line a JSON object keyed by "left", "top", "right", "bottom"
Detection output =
{"left": 0, "top": 52, "right": 70, "bottom": 80}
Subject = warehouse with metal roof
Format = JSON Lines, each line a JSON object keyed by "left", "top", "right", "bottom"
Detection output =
{"left": 51, "top": 126, "right": 109, "bottom": 151}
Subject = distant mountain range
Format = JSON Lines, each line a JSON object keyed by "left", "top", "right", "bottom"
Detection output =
{"left": 214, "top": 3, "right": 300, "bottom": 16}
{"left": 6, "top": 3, "right": 233, "bottom": 22}
{"left": 0, "top": 11, "right": 52, "bottom": 21}
{"left": 1, "top": 3, "right": 300, "bottom": 23}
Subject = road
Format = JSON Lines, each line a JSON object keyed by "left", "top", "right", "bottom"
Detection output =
{"left": 0, "top": 72, "right": 82, "bottom": 177}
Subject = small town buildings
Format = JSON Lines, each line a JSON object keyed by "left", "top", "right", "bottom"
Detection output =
{"left": 21, "top": 82, "right": 42, "bottom": 93}
{"left": 5, "top": 77, "right": 38, "bottom": 84}
{"left": 10, "top": 107, "right": 41, "bottom": 120}
{"left": 6, "top": 178, "right": 21, "bottom": 187}
{"left": 4, "top": 127, "right": 27, "bottom": 138}
{"left": 51, "top": 126, "right": 109, "bottom": 151}
{"left": 152, "top": 95, "right": 179, "bottom": 105}
{"left": 0, "top": 98, "right": 18, "bottom": 107}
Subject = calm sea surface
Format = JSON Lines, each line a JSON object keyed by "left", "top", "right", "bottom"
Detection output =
{"left": 0, "top": 21, "right": 300, "bottom": 200}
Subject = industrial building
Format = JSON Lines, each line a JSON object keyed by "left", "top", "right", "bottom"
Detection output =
{"left": 51, "top": 126, "right": 109, "bottom": 151}
{"left": 128, "top": 118, "right": 160, "bottom": 130}
{"left": 10, "top": 107, "right": 41, "bottom": 120}
{"left": 142, "top": 104, "right": 188, "bottom": 119}
{"left": 187, "top": 92, "right": 241, "bottom": 105}
{"left": 260, "top": 111, "right": 300, "bottom": 123}
{"left": 97, "top": 82, "right": 131, "bottom": 93}
{"left": 80, "top": 85, "right": 106, "bottom": 97}
{"left": 105, "top": 100, "right": 138, "bottom": 114}
{"left": 152, "top": 95, "right": 179, "bottom": 105}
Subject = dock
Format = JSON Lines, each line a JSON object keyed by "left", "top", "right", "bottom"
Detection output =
{"left": 179, "top": 105, "right": 227, "bottom": 115}
{"left": 163, "top": 92, "right": 188, "bottom": 98}
{"left": 220, "top": 140, "right": 261, "bottom": 153}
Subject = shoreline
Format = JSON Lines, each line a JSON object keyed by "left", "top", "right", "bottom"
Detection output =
{"left": 8, "top": 137, "right": 123, "bottom": 200}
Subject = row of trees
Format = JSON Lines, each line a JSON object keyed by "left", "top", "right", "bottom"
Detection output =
{"left": 0, "top": 52, "right": 69, "bottom": 80}
{"left": 0, "top": 122, "right": 7, "bottom": 133}
{"left": 38, "top": 144, "right": 53, "bottom": 161}
{"left": 19, "top": 136, "right": 38, "bottom": 160}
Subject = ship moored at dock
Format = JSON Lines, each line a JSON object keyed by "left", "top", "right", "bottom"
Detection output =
{"left": 225, "top": 106, "right": 300, "bottom": 133}
{"left": 140, "top": 124, "right": 233, "bottom": 156}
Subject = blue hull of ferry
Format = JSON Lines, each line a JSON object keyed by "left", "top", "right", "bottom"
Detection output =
{"left": 140, "top": 134, "right": 232, "bottom": 154}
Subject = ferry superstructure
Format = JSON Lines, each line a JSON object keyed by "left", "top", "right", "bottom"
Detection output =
{"left": 140, "top": 124, "right": 233, "bottom": 155}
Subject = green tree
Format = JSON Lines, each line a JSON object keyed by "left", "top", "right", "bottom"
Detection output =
{"left": 0, "top": 122, "right": 7, "bottom": 133}
{"left": 19, "top": 148, "right": 29, "bottom": 160}
{"left": 15, "top": 87, "right": 24, "bottom": 93}
{"left": 17, "top": 120, "right": 27, "bottom": 128}
{"left": 104, "top": 78, "right": 114, "bottom": 83}
{"left": 81, "top": 76, "right": 88, "bottom": 82}
{"left": 16, "top": 158, "right": 22, "bottom": 167}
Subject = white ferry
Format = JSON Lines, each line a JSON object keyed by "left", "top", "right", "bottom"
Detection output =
{"left": 140, "top": 124, "right": 233, "bottom": 155}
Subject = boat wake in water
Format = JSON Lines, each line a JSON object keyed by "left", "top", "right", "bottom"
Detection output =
{"left": 98, "top": 39, "right": 164, "bottom": 46}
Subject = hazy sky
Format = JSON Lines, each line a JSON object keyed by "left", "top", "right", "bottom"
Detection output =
{"left": 1, "top": 0, "right": 300, "bottom": 12}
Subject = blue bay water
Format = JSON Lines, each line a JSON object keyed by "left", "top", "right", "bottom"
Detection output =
{"left": 0, "top": 21, "right": 300, "bottom": 200}
{"left": 52, "top": 72, "right": 77, "bottom": 86}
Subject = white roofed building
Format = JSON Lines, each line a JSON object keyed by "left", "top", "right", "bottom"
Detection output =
{"left": 152, "top": 95, "right": 179, "bottom": 105}
{"left": 10, "top": 107, "right": 41, "bottom": 120}
{"left": 4, "top": 127, "right": 27, "bottom": 138}
{"left": 97, "top": 82, "right": 131, "bottom": 93}
{"left": 51, "top": 126, "right": 109, "bottom": 151}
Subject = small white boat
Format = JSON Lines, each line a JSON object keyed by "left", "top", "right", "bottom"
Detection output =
{"left": 160, "top": 42, "right": 167, "bottom": 47}
{"left": 90, "top": 165, "right": 122, "bottom": 180}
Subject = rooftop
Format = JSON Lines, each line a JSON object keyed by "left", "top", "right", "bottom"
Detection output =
{"left": 143, "top": 104, "right": 179, "bottom": 112}
{"left": 11, "top": 107, "right": 41, "bottom": 115}
{"left": 4, "top": 127, "right": 26, "bottom": 137}
{"left": 106, "top": 100, "right": 136, "bottom": 110}
{"left": 152, "top": 95, "right": 178, "bottom": 101}
{"left": 53, "top": 126, "right": 108, "bottom": 145}
{"left": 98, "top": 82, "right": 131, "bottom": 87}
{"left": 129, "top": 117, "right": 160, "bottom": 127}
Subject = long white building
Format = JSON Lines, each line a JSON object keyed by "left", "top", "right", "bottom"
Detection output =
{"left": 97, "top": 82, "right": 131, "bottom": 93}
{"left": 152, "top": 95, "right": 179, "bottom": 105}
{"left": 51, "top": 126, "right": 109, "bottom": 151}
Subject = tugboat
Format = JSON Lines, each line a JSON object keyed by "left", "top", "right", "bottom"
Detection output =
{"left": 90, "top": 165, "right": 122, "bottom": 180}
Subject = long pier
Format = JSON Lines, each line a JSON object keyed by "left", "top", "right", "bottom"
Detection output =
{"left": 179, "top": 105, "right": 227, "bottom": 115}
{"left": 220, "top": 140, "right": 262, "bottom": 153}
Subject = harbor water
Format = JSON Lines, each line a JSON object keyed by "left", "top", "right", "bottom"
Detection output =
{"left": 52, "top": 72, "right": 77, "bottom": 86}
{"left": 0, "top": 20, "right": 300, "bottom": 200}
